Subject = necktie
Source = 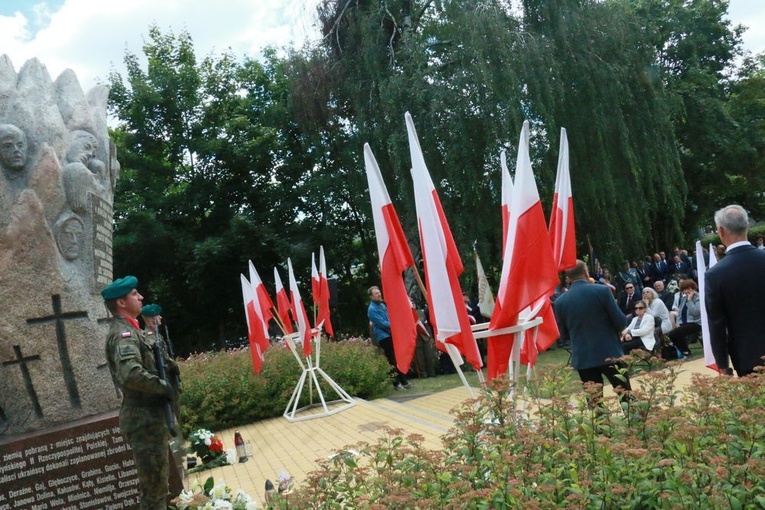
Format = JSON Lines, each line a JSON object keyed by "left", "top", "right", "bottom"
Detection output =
{"left": 634, "top": 317, "right": 642, "bottom": 329}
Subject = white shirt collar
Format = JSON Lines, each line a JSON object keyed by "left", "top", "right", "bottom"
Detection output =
{"left": 726, "top": 240, "right": 751, "bottom": 251}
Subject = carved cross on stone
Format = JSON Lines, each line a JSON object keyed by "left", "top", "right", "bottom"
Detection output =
{"left": 2, "top": 345, "right": 43, "bottom": 418}
{"left": 27, "top": 294, "right": 88, "bottom": 408}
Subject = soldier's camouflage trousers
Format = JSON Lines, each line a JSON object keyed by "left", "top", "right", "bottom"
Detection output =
{"left": 120, "top": 405, "right": 170, "bottom": 510}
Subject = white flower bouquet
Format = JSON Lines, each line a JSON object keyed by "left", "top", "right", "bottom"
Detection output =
{"left": 170, "top": 477, "right": 258, "bottom": 510}
{"left": 187, "top": 428, "right": 233, "bottom": 471}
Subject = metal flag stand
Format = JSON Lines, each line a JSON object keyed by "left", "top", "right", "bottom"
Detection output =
{"left": 472, "top": 313, "right": 543, "bottom": 414}
{"left": 282, "top": 329, "right": 355, "bottom": 423}
{"left": 440, "top": 342, "right": 485, "bottom": 399}
{"left": 472, "top": 316, "right": 543, "bottom": 383}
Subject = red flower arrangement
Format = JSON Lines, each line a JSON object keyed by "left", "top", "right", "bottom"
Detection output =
{"left": 208, "top": 436, "right": 224, "bottom": 454}
{"left": 188, "top": 428, "right": 232, "bottom": 471}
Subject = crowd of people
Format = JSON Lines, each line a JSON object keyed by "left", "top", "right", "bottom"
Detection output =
{"left": 555, "top": 204, "right": 765, "bottom": 407}
{"left": 555, "top": 246, "right": 715, "bottom": 360}
{"left": 370, "top": 222, "right": 765, "bottom": 394}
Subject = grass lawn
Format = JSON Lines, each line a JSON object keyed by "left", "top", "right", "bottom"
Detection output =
{"left": 387, "top": 344, "right": 705, "bottom": 398}
{"left": 388, "top": 345, "right": 573, "bottom": 397}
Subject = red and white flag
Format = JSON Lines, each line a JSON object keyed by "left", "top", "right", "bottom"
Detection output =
{"left": 414, "top": 305, "right": 431, "bottom": 339}
{"left": 405, "top": 112, "right": 482, "bottom": 370}
{"left": 249, "top": 260, "right": 275, "bottom": 327}
{"left": 520, "top": 299, "right": 557, "bottom": 368}
{"left": 273, "top": 267, "right": 294, "bottom": 334}
{"left": 311, "top": 252, "right": 321, "bottom": 318}
{"left": 487, "top": 149, "right": 515, "bottom": 378}
{"left": 488, "top": 121, "right": 559, "bottom": 379}
{"left": 318, "top": 247, "right": 334, "bottom": 337}
{"left": 500, "top": 149, "right": 514, "bottom": 254}
{"left": 549, "top": 127, "right": 577, "bottom": 272}
{"left": 288, "top": 258, "right": 313, "bottom": 358}
{"left": 240, "top": 273, "right": 268, "bottom": 373}
{"left": 697, "top": 241, "right": 719, "bottom": 372}
{"left": 364, "top": 143, "right": 417, "bottom": 373}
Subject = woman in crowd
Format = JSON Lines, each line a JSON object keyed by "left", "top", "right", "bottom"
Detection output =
{"left": 666, "top": 279, "right": 701, "bottom": 357}
{"left": 642, "top": 287, "right": 672, "bottom": 335}
{"left": 620, "top": 300, "right": 656, "bottom": 354}
{"left": 600, "top": 269, "right": 617, "bottom": 298}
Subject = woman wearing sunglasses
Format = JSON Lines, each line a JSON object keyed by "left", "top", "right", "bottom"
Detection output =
{"left": 620, "top": 299, "right": 656, "bottom": 354}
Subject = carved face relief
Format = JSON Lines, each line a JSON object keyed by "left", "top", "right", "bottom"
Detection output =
{"left": 0, "top": 125, "right": 28, "bottom": 173}
{"left": 56, "top": 216, "right": 85, "bottom": 261}
{"left": 66, "top": 131, "right": 98, "bottom": 167}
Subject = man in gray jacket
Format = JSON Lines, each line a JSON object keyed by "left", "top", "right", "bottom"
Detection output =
{"left": 554, "top": 260, "right": 630, "bottom": 406}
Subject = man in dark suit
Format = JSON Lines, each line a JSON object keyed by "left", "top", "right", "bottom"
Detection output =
{"left": 670, "top": 255, "right": 690, "bottom": 277}
{"left": 618, "top": 283, "right": 641, "bottom": 318}
{"left": 654, "top": 280, "right": 675, "bottom": 311}
{"left": 554, "top": 260, "right": 630, "bottom": 405}
{"left": 705, "top": 205, "right": 765, "bottom": 377}
{"left": 651, "top": 253, "right": 670, "bottom": 284}
{"left": 674, "top": 247, "right": 693, "bottom": 268}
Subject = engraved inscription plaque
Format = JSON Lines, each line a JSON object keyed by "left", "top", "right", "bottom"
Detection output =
{"left": 0, "top": 412, "right": 139, "bottom": 510}
{"left": 91, "top": 194, "right": 113, "bottom": 290}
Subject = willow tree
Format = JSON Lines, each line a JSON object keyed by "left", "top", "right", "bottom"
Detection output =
{"left": 289, "top": 0, "right": 683, "bottom": 282}
{"left": 520, "top": 0, "right": 685, "bottom": 257}
{"left": 627, "top": 0, "right": 745, "bottom": 233}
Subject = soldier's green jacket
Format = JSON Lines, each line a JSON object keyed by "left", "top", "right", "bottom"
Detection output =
{"left": 106, "top": 316, "right": 177, "bottom": 509}
{"left": 105, "top": 316, "right": 177, "bottom": 404}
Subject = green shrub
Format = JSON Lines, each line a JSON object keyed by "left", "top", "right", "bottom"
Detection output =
{"left": 178, "top": 337, "right": 391, "bottom": 436}
{"left": 315, "top": 338, "right": 392, "bottom": 398}
{"left": 699, "top": 223, "right": 765, "bottom": 248}
{"left": 283, "top": 363, "right": 765, "bottom": 509}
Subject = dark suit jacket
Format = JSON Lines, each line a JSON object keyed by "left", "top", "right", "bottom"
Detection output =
{"left": 671, "top": 261, "right": 690, "bottom": 275}
{"left": 705, "top": 244, "right": 765, "bottom": 376}
{"left": 652, "top": 260, "right": 670, "bottom": 282}
{"left": 554, "top": 279, "right": 628, "bottom": 370}
{"left": 618, "top": 292, "right": 640, "bottom": 316}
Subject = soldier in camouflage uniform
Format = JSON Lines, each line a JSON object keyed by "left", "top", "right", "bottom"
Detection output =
{"left": 141, "top": 303, "right": 163, "bottom": 335}
{"left": 102, "top": 276, "right": 179, "bottom": 510}
{"left": 141, "top": 303, "right": 181, "bottom": 420}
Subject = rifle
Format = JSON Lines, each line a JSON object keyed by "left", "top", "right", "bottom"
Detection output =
{"left": 152, "top": 325, "right": 177, "bottom": 437}
{"left": 163, "top": 323, "right": 177, "bottom": 359}
{"left": 163, "top": 323, "right": 181, "bottom": 389}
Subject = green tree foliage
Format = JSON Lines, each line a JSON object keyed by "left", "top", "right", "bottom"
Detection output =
{"left": 107, "top": 1, "right": 761, "bottom": 348}
{"left": 628, "top": 0, "right": 748, "bottom": 235}
{"left": 720, "top": 54, "right": 765, "bottom": 219}
{"left": 295, "top": 0, "right": 684, "bottom": 276}
{"left": 521, "top": 0, "right": 685, "bottom": 258}
{"left": 109, "top": 27, "right": 310, "bottom": 353}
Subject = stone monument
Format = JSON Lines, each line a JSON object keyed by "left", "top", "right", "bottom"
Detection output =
{"left": 0, "top": 57, "right": 189, "bottom": 508}
{"left": 0, "top": 55, "right": 121, "bottom": 436}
